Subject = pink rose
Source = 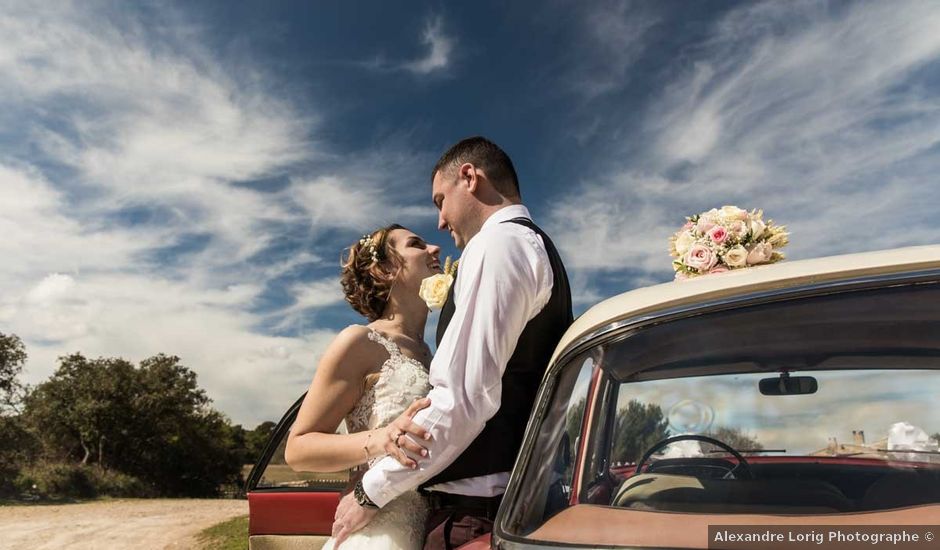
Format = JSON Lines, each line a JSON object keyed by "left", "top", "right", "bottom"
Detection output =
{"left": 685, "top": 243, "right": 717, "bottom": 272}
{"left": 707, "top": 225, "right": 729, "bottom": 244}
{"left": 708, "top": 266, "right": 729, "bottom": 274}
{"left": 746, "top": 242, "right": 773, "bottom": 265}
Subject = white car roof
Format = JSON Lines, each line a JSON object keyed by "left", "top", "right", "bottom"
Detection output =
{"left": 551, "top": 245, "right": 940, "bottom": 365}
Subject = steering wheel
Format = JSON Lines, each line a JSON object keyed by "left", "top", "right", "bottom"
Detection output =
{"left": 634, "top": 434, "right": 754, "bottom": 480}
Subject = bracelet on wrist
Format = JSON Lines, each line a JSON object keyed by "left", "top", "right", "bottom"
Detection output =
{"left": 363, "top": 430, "right": 373, "bottom": 463}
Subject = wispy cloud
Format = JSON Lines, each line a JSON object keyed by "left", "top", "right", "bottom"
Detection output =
{"left": 290, "top": 175, "right": 436, "bottom": 231}
{"left": 405, "top": 16, "right": 453, "bottom": 74}
{"left": 0, "top": 3, "right": 312, "bottom": 269}
{"left": 572, "top": 0, "right": 660, "bottom": 97}
{"left": 360, "top": 15, "right": 453, "bottom": 75}
{"left": 550, "top": 0, "right": 940, "bottom": 285}
{"left": 271, "top": 278, "right": 347, "bottom": 334}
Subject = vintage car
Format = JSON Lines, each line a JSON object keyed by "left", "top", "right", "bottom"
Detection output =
{"left": 246, "top": 245, "right": 940, "bottom": 549}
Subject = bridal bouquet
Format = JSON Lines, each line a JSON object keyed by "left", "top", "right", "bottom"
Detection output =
{"left": 419, "top": 256, "right": 458, "bottom": 309}
{"left": 669, "top": 206, "right": 788, "bottom": 280}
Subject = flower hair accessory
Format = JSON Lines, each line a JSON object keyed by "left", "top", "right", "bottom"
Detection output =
{"left": 419, "top": 256, "right": 458, "bottom": 310}
{"left": 669, "top": 206, "right": 788, "bottom": 280}
{"left": 359, "top": 234, "right": 380, "bottom": 263}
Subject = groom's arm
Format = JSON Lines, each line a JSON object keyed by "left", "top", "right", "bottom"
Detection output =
{"left": 361, "top": 228, "right": 552, "bottom": 507}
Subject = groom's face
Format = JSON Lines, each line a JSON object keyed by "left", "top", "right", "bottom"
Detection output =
{"left": 432, "top": 167, "right": 472, "bottom": 249}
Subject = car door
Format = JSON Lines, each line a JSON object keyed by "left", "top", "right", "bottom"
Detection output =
{"left": 246, "top": 392, "right": 349, "bottom": 550}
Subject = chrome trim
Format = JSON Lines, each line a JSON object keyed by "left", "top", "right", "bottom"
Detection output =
{"left": 493, "top": 267, "right": 940, "bottom": 546}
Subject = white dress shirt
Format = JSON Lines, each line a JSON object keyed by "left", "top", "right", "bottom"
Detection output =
{"left": 362, "top": 204, "right": 554, "bottom": 506}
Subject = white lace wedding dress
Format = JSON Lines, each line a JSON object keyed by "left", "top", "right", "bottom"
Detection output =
{"left": 321, "top": 329, "right": 432, "bottom": 550}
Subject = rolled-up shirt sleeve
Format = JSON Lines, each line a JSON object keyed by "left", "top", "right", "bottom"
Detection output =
{"left": 362, "top": 225, "right": 551, "bottom": 507}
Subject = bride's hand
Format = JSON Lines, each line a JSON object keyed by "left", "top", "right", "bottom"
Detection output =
{"left": 381, "top": 397, "right": 432, "bottom": 468}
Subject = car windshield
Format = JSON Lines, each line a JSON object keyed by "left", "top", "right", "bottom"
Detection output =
{"left": 503, "top": 279, "right": 940, "bottom": 543}
{"left": 612, "top": 369, "right": 938, "bottom": 464}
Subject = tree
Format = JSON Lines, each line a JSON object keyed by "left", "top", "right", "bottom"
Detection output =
{"left": 0, "top": 332, "right": 27, "bottom": 413}
{"left": 703, "top": 426, "right": 764, "bottom": 455}
{"left": 244, "top": 421, "right": 276, "bottom": 463}
{"left": 23, "top": 353, "right": 137, "bottom": 465}
{"left": 113, "top": 353, "right": 242, "bottom": 496}
{"left": 0, "top": 333, "right": 38, "bottom": 494}
{"left": 23, "top": 352, "right": 242, "bottom": 496}
{"left": 612, "top": 400, "right": 670, "bottom": 464}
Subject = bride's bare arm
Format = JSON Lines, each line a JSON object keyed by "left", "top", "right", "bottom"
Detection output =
{"left": 285, "top": 326, "right": 430, "bottom": 472}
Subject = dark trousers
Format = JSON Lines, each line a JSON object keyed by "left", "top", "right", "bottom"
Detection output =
{"left": 422, "top": 493, "right": 502, "bottom": 550}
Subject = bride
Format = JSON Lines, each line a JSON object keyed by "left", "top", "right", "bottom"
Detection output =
{"left": 286, "top": 223, "right": 443, "bottom": 550}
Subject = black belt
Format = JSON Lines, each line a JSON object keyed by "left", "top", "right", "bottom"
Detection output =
{"left": 425, "top": 491, "right": 503, "bottom": 520}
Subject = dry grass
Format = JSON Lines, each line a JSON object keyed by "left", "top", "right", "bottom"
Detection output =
{"left": 244, "top": 464, "right": 348, "bottom": 489}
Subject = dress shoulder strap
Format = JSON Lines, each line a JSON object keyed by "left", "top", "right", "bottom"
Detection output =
{"left": 367, "top": 329, "right": 401, "bottom": 359}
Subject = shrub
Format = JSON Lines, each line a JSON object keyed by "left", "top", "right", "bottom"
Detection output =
{"left": 0, "top": 416, "right": 39, "bottom": 497}
{"left": 15, "top": 462, "right": 95, "bottom": 499}
{"left": 90, "top": 467, "right": 155, "bottom": 498}
{"left": 13, "top": 461, "right": 153, "bottom": 500}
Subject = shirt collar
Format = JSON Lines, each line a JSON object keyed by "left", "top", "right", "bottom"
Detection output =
{"left": 480, "top": 204, "right": 532, "bottom": 231}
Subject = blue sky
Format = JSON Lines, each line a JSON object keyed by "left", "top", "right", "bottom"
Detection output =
{"left": 2, "top": 1, "right": 940, "bottom": 425}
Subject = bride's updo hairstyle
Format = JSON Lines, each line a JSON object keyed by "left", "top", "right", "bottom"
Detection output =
{"left": 340, "top": 224, "right": 406, "bottom": 321}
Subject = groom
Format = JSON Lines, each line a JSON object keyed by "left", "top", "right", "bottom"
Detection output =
{"left": 333, "top": 136, "right": 573, "bottom": 549}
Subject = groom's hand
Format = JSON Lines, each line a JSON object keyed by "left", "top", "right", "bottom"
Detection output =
{"left": 332, "top": 492, "right": 378, "bottom": 547}
{"left": 382, "top": 397, "right": 433, "bottom": 469}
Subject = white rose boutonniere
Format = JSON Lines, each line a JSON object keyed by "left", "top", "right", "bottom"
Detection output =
{"left": 419, "top": 273, "right": 452, "bottom": 310}
{"left": 419, "top": 256, "right": 458, "bottom": 310}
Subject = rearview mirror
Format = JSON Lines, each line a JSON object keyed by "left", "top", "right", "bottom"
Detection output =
{"left": 759, "top": 374, "right": 818, "bottom": 395}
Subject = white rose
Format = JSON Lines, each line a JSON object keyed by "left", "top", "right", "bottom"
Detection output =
{"left": 746, "top": 242, "right": 773, "bottom": 265}
{"left": 718, "top": 205, "right": 747, "bottom": 223}
{"left": 748, "top": 218, "right": 766, "bottom": 239}
{"left": 674, "top": 230, "right": 695, "bottom": 256}
{"left": 723, "top": 245, "right": 749, "bottom": 268}
{"left": 419, "top": 273, "right": 453, "bottom": 310}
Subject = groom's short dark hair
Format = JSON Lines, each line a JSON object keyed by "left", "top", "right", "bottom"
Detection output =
{"left": 432, "top": 136, "right": 521, "bottom": 199}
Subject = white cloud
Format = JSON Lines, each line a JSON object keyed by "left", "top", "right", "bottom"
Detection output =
{"left": 361, "top": 15, "right": 453, "bottom": 75}
{"left": 270, "top": 278, "right": 348, "bottom": 334}
{"left": 0, "top": 164, "right": 166, "bottom": 285}
{"left": 286, "top": 279, "right": 345, "bottom": 313}
{"left": 550, "top": 0, "right": 940, "bottom": 285}
{"left": 25, "top": 274, "right": 76, "bottom": 305}
{"left": 405, "top": 16, "right": 453, "bottom": 75}
{"left": 291, "top": 175, "right": 436, "bottom": 230}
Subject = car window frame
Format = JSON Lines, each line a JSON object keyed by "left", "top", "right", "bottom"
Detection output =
{"left": 245, "top": 391, "right": 352, "bottom": 494}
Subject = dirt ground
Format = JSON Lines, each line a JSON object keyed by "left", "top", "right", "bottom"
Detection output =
{"left": 0, "top": 498, "right": 248, "bottom": 549}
